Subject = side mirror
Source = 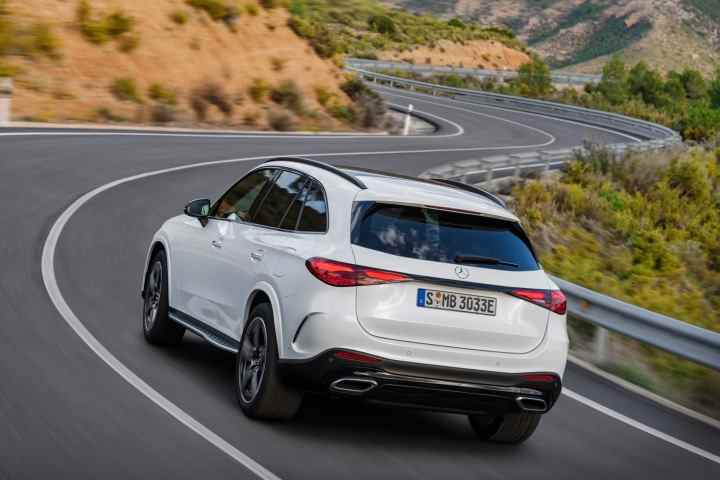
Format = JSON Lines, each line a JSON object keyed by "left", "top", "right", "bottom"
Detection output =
{"left": 184, "top": 198, "right": 211, "bottom": 219}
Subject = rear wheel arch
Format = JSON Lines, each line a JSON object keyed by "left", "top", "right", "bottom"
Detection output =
{"left": 244, "top": 284, "right": 284, "bottom": 357}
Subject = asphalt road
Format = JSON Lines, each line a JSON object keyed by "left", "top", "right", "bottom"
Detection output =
{"left": 1, "top": 87, "right": 718, "bottom": 479}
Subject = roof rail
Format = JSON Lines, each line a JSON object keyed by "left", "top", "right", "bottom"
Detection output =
{"left": 263, "top": 157, "right": 367, "bottom": 189}
{"left": 430, "top": 178, "right": 507, "bottom": 208}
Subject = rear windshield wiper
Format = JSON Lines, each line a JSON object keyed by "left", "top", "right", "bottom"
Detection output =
{"left": 454, "top": 255, "right": 519, "bottom": 268}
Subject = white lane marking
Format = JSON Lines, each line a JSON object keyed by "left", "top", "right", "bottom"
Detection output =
{"left": 377, "top": 85, "right": 644, "bottom": 143}
{"left": 569, "top": 355, "right": 720, "bottom": 431}
{"left": 43, "top": 151, "right": 720, "bottom": 476}
{"left": 0, "top": 102, "right": 467, "bottom": 140}
{"left": 386, "top": 102, "right": 464, "bottom": 137}
{"left": 381, "top": 89, "right": 556, "bottom": 147}
{"left": 563, "top": 388, "right": 720, "bottom": 465}
{"left": 42, "top": 156, "right": 282, "bottom": 480}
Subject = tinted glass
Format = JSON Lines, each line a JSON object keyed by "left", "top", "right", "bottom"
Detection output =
{"left": 297, "top": 181, "right": 328, "bottom": 232}
{"left": 279, "top": 181, "right": 309, "bottom": 230}
{"left": 351, "top": 202, "right": 538, "bottom": 271}
{"left": 253, "top": 171, "right": 306, "bottom": 227}
{"left": 213, "top": 169, "right": 275, "bottom": 221}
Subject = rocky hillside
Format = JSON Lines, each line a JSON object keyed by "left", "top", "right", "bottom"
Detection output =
{"left": 0, "top": 0, "right": 533, "bottom": 129}
{"left": 0, "top": 0, "right": 363, "bottom": 129}
{"left": 385, "top": 0, "right": 720, "bottom": 75}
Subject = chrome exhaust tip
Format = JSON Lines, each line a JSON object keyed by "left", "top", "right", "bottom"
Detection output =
{"left": 330, "top": 377, "right": 378, "bottom": 395}
{"left": 515, "top": 396, "right": 548, "bottom": 413}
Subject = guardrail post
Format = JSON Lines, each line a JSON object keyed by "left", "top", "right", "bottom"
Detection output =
{"left": 594, "top": 326, "right": 609, "bottom": 365}
{"left": 0, "top": 77, "right": 12, "bottom": 125}
{"left": 541, "top": 152, "right": 552, "bottom": 172}
{"left": 485, "top": 166, "right": 494, "bottom": 182}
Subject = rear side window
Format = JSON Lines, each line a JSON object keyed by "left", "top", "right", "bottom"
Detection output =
{"left": 253, "top": 171, "right": 306, "bottom": 227}
{"left": 297, "top": 181, "right": 327, "bottom": 232}
{"left": 351, "top": 202, "right": 539, "bottom": 271}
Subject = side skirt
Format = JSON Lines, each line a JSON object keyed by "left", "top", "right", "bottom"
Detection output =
{"left": 168, "top": 307, "right": 240, "bottom": 353}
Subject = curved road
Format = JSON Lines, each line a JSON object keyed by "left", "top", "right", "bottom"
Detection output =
{"left": 1, "top": 87, "right": 718, "bottom": 479}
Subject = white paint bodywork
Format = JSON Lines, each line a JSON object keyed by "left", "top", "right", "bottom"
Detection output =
{"left": 145, "top": 159, "right": 568, "bottom": 377}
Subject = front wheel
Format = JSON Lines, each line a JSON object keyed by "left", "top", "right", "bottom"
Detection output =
{"left": 468, "top": 412, "right": 541, "bottom": 444}
{"left": 236, "top": 303, "right": 302, "bottom": 420}
{"left": 142, "top": 250, "right": 184, "bottom": 346}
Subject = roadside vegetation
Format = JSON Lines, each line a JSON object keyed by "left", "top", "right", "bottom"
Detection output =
{"left": 75, "top": 0, "right": 139, "bottom": 51}
{"left": 286, "top": 0, "right": 525, "bottom": 60}
{"left": 511, "top": 146, "right": 720, "bottom": 416}
{"left": 0, "top": 0, "right": 62, "bottom": 72}
{"left": 386, "top": 54, "right": 720, "bottom": 143}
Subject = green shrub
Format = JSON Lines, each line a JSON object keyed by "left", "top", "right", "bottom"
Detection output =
{"left": 270, "top": 80, "right": 304, "bottom": 113}
{"left": 368, "top": 15, "right": 396, "bottom": 35}
{"left": 0, "top": 61, "right": 19, "bottom": 77}
{"left": 267, "top": 109, "right": 293, "bottom": 131}
{"left": 259, "top": 0, "right": 278, "bottom": 9}
{"left": 118, "top": 34, "right": 140, "bottom": 53}
{"left": 270, "top": 56, "right": 286, "bottom": 72}
{"left": 110, "top": 78, "right": 142, "bottom": 103}
{"left": 187, "top": 0, "right": 239, "bottom": 24}
{"left": 170, "top": 10, "right": 189, "bottom": 25}
{"left": 340, "top": 75, "right": 386, "bottom": 128}
{"left": 151, "top": 104, "right": 176, "bottom": 123}
{"left": 105, "top": 11, "right": 133, "bottom": 37}
{"left": 76, "top": 2, "right": 136, "bottom": 46}
{"left": 245, "top": 3, "right": 259, "bottom": 15}
{"left": 95, "top": 106, "right": 126, "bottom": 122}
{"left": 190, "top": 81, "right": 233, "bottom": 119}
{"left": 248, "top": 78, "right": 270, "bottom": 102}
{"left": 148, "top": 83, "right": 178, "bottom": 105}
{"left": 313, "top": 85, "right": 333, "bottom": 107}
{"left": 19, "top": 23, "right": 63, "bottom": 59}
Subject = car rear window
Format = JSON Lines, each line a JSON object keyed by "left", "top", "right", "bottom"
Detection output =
{"left": 351, "top": 202, "right": 539, "bottom": 271}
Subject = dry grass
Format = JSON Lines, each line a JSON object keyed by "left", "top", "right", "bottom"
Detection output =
{"left": 4, "top": 0, "right": 352, "bottom": 129}
{"left": 381, "top": 39, "right": 530, "bottom": 71}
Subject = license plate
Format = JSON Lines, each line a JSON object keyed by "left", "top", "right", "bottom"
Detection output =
{"left": 416, "top": 288, "right": 497, "bottom": 316}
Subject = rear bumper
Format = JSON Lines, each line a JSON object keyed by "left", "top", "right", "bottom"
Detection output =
{"left": 279, "top": 349, "right": 562, "bottom": 416}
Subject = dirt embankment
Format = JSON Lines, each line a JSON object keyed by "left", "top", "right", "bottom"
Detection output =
{"left": 6, "top": 0, "right": 352, "bottom": 129}
{"left": 381, "top": 39, "right": 530, "bottom": 71}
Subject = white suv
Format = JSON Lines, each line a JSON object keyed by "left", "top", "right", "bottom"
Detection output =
{"left": 141, "top": 157, "right": 568, "bottom": 444}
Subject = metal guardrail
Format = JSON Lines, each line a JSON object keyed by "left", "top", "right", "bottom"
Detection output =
{"left": 347, "top": 58, "right": 602, "bottom": 86}
{"left": 357, "top": 67, "right": 720, "bottom": 370}
{"left": 349, "top": 67, "right": 680, "bottom": 143}
{"left": 554, "top": 277, "right": 720, "bottom": 370}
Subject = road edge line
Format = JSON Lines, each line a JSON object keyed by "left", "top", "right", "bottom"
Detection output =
{"left": 568, "top": 355, "right": 720, "bottom": 430}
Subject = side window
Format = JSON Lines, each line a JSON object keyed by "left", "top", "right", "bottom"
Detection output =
{"left": 213, "top": 169, "right": 275, "bottom": 221}
{"left": 279, "top": 181, "right": 309, "bottom": 230}
{"left": 297, "top": 181, "right": 328, "bottom": 232}
{"left": 253, "top": 171, "right": 306, "bottom": 227}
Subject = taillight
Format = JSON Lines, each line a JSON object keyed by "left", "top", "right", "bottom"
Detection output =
{"left": 305, "top": 257, "right": 410, "bottom": 287}
{"left": 510, "top": 289, "right": 567, "bottom": 315}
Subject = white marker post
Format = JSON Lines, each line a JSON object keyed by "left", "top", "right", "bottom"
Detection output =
{"left": 402, "top": 103, "right": 413, "bottom": 136}
{"left": 0, "top": 77, "right": 12, "bottom": 125}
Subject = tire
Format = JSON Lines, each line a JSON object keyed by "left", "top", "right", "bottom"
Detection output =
{"left": 236, "top": 303, "right": 302, "bottom": 420}
{"left": 142, "top": 250, "right": 185, "bottom": 346}
{"left": 468, "top": 412, "right": 541, "bottom": 444}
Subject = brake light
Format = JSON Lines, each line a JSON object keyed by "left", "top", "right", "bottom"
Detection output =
{"left": 510, "top": 289, "right": 567, "bottom": 315}
{"left": 306, "top": 257, "right": 410, "bottom": 287}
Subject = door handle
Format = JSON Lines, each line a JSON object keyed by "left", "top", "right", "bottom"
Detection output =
{"left": 250, "top": 250, "right": 264, "bottom": 261}
{"left": 211, "top": 240, "right": 223, "bottom": 249}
